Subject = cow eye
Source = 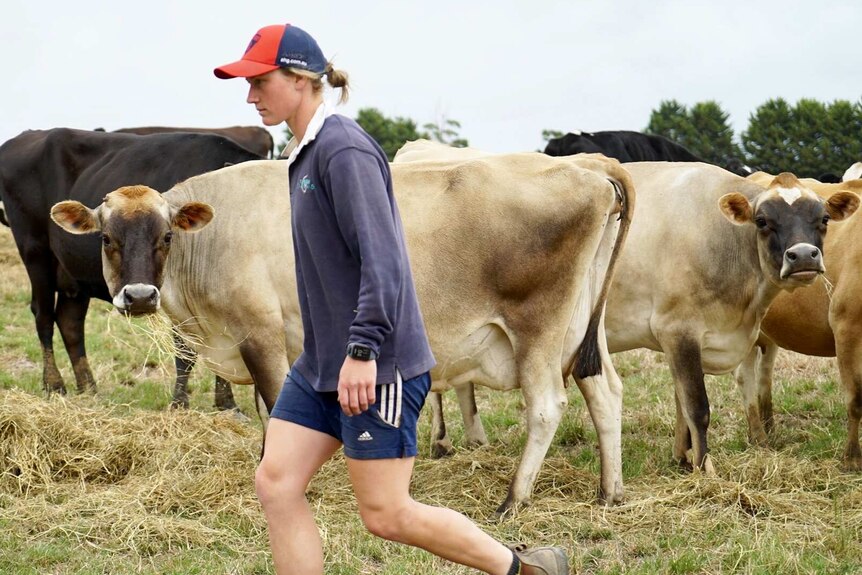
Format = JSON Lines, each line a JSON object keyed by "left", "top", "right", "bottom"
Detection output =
{"left": 101, "top": 233, "right": 111, "bottom": 247}
{"left": 164, "top": 231, "right": 173, "bottom": 245}
{"left": 822, "top": 215, "right": 830, "bottom": 225}
{"left": 755, "top": 217, "right": 768, "bottom": 229}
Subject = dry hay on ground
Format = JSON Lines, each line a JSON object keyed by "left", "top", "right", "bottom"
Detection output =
{"left": 0, "top": 390, "right": 265, "bottom": 556}
{"left": 0, "top": 386, "right": 860, "bottom": 572}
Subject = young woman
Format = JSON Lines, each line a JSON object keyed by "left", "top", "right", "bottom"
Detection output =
{"left": 214, "top": 23, "right": 568, "bottom": 575}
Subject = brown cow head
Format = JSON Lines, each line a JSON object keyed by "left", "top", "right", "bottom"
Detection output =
{"left": 51, "top": 185, "right": 214, "bottom": 315}
{"left": 719, "top": 172, "right": 859, "bottom": 288}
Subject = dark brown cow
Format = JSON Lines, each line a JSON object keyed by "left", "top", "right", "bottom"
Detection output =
{"left": 0, "top": 128, "right": 262, "bottom": 399}
{"left": 107, "top": 125, "right": 275, "bottom": 158}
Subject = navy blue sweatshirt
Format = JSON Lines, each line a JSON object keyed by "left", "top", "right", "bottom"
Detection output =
{"left": 288, "top": 113, "right": 435, "bottom": 392}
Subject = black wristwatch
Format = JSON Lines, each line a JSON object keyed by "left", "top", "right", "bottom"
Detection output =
{"left": 346, "top": 343, "right": 377, "bottom": 361}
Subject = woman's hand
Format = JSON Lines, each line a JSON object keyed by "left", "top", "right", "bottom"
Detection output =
{"left": 337, "top": 357, "right": 377, "bottom": 415}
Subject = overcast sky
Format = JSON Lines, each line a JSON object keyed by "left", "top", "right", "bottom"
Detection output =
{"left": 2, "top": 1, "right": 859, "bottom": 154}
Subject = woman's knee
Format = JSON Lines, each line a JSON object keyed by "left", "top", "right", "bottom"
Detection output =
{"left": 358, "top": 502, "right": 415, "bottom": 542}
{"left": 255, "top": 458, "right": 304, "bottom": 507}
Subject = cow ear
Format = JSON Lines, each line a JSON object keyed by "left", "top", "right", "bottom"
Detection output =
{"left": 170, "top": 202, "right": 214, "bottom": 232}
{"left": 718, "top": 193, "right": 752, "bottom": 225}
{"left": 51, "top": 201, "right": 101, "bottom": 234}
{"left": 825, "top": 191, "right": 860, "bottom": 222}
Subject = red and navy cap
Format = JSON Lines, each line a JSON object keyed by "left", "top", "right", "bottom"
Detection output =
{"left": 214, "top": 24, "right": 327, "bottom": 79}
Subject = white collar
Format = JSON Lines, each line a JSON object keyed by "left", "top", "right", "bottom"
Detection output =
{"left": 282, "top": 102, "right": 335, "bottom": 167}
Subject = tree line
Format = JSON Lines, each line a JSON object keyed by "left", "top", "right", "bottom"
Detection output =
{"left": 642, "top": 98, "right": 862, "bottom": 179}
{"left": 281, "top": 97, "right": 862, "bottom": 178}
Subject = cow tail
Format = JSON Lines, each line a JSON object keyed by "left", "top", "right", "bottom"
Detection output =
{"left": 574, "top": 176, "right": 634, "bottom": 379}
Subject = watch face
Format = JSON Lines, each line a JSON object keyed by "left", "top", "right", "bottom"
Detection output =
{"left": 348, "top": 344, "right": 373, "bottom": 360}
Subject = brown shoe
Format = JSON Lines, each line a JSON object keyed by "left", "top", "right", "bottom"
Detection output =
{"left": 511, "top": 544, "right": 569, "bottom": 574}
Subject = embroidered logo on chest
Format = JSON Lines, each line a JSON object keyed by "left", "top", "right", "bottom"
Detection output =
{"left": 299, "top": 175, "right": 317, "bottom": 194}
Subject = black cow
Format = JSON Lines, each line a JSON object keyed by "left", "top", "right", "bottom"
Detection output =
{"left": 0, "top": 128, "right": 263, "bottom": 405}
{"left": 544, "top": 130, "right": 753, "bottom": 176}
{"left": 97, "top": 125, "right": 276, "bottom": 159}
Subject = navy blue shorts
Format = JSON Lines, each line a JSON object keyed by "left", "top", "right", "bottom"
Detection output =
{"left": 270, "top": 368, "right": 432, "bottom": 460}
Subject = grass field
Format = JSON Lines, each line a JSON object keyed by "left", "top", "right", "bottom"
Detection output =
{"left": 1, "top": 224, "right": 860, "bottom": 574}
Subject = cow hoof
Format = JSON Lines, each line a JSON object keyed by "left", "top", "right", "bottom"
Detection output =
{"left": 170, "top": 398, "right": 190, "bottom": 410}
{"left": 676, "top": 456, "right": 693, "bottom": 472}
{"left": 227, "top": 407, "right": 251, "bottom": 424}
{"left": 44, "top": 373, "right": 67, "bottom": 395}
{"left": 748, "top": 428, "right": 770, "bottom": 447}
{"left": 430, "top": 439, "right": 455, "bottom": 459}
{"left": 464, "top": 437, "right": 489, "bottom": 449}
{"left": 76, "top": 380, "right": 97, "bottom": 395}
{"left": 45, "top": 384, "right": 67, "bottom": 396}
{"left": 491, "top": 492, "right": 530, "bottom": 521}
{"left": 842, "top": 452, "right": 862, "bottom": 472}
{"left": 597, "top": 486, "right": 625, "bottom": 506}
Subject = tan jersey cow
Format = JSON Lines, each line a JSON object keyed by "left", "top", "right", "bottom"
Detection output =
{"left": 51, "top": 151, "right": 634, "bottom": 515}
{"left": 733, "top": 173, "right": 862, "bottom": 470}
{"left": 604, "top": 163, "right": 857, "bottom": 472}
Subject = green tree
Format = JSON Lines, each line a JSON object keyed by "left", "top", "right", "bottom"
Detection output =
{"left": 355, "top": 107, "right": 426, "bottom": 160}
{"left": 741, "top": 98, "right": 862, "bottom": 177}
{"left": 645, "top": 99, "right": 696, "bottom": 146}
{"left": 646, "top": 99, "right": 742, "bottom": 166}
{"left": 688, "top": 101, "right": 743, "bottom": 167}
{"left": 279, "top": 108, "right": 423, "bottom": 161}
{"left": 423, "top": 116, "right": 468, "bottom": 148}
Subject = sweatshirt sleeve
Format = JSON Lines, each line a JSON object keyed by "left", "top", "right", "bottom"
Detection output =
{"left": 324, "top": 147, "right": 401, "bottom": 354}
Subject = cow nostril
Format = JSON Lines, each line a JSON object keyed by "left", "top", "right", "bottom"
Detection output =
{"left": 786, "top": 252, "right": 797, "bottom": 262}
{"left": 811, "top": 250, "right": 820, "bottom": 260}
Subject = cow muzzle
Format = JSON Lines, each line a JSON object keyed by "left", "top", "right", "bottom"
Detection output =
{"left": 779, "top": 242, "right": 824, "bottom": 283}
{"left": 113, "top": 283, "right": 161, "bottom": 316}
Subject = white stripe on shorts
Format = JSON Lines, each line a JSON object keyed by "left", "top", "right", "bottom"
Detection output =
{"left": 379, "top": 371, "right": 403, "bottom": 427}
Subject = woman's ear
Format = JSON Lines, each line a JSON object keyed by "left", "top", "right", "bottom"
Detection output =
{"left": 292, "top": 74, "right": 308, "bottom": 90}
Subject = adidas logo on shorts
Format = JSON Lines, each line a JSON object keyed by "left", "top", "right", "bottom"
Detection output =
{"left": 358, "top": 431, "right": 373, "bottom": 442}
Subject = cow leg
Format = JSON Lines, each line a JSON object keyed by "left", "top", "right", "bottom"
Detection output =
{"left": 55, "top": 292, "right": 96, "bottom": 393}
{"left": 673, "top": 391, "right": 692, "bottom": 469}
{"left": 238, "top": 338, "right": 287, "bottom": 428}
{"left": 428, "top": 391, "right": 455, "bottom": 458}
{"left": 757, "top": 340, "right": 778, "bottom": 434}
{"left": 733, "top": 344, "right": 769, "bottom": 446}
{"left": 833, "top": 326, "right": 862, "bottom": 471}
{"left": 495, "top": 360, "right": 567, "bottom": 518}
{"left": 664, "top": 336, "right": 714, "bottom": 474}
{"left": 429, "top": 385, "right": 488, "bottom": 458}
{"left": 456, "top": 383, "right": 489, "bottom": 448}
{"left": 214, "top": 376, "right": 239, "bottom": 411}
{"left": 573, "top": 337, "right": 624, "bottom": 505}
{"left": 26, "top": 261, "right": 65, "bottom": 394}
{"left": 171, "top": 335, "right": 193, "bottom": 409}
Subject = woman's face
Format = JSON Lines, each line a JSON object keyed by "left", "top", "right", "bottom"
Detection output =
{"left": 246, "top": 70, "right": 302, "bottom": 126}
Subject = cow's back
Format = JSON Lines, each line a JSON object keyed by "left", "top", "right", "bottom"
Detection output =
{"left": 113, "top": 126, "right": 274, "bottom": 158}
